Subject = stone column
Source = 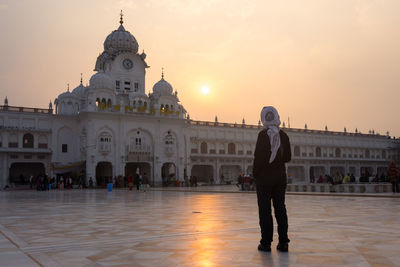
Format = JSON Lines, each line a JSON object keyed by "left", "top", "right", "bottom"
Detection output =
{"left": 0, "top": 155, "right": 7, "bottom": 189}
{"left": 304, "top": 163, "right": 310, "bottom": 183}
{"left": 86, "top": 154, "right": 95, "bottom": 186}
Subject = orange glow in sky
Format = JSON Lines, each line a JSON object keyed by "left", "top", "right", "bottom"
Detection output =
{"left": 1, "top": 1, "right": 400, "bottom": 136}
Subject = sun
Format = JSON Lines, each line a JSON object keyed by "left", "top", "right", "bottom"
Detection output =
{"left": 201, "top": 86, "right": 210, "bottom": 95}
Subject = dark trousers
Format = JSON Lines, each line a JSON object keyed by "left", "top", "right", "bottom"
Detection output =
{"left": 391, "top": 181, "right": 399, "bottom": 193}
{"left": 256, "top": 184, "right": 289, "bottom": 245}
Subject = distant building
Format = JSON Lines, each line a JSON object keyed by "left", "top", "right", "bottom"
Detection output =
{"left": 0, "top": 15, "right": 399, "bottom": 188}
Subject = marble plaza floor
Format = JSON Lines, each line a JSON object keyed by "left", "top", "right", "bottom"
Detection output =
{"left": 0, "top": 189, "right": 399, "bottom": 267}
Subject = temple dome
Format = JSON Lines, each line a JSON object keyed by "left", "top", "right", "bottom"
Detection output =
{"left": 89, "top": 72, "right": 113, "bottom": 89}
{"left": 104, "top": 24, "right": 138, "bottom": 54}
{"left": 153, "top": 77, "right": 173, "bottom": 96}
{"left": 72, "top": 83, "right": 86, "bottom": 97}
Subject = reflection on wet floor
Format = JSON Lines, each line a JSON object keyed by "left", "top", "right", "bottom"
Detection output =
{"left": 0, "top": 189, "right": 399, "bottom": 266}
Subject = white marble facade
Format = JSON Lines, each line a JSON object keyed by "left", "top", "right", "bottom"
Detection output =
{"left": 0, "top": 16, "right": 399, "bottom": 189}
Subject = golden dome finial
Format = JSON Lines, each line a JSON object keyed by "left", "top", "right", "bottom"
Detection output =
{"left": 120, "top": 10, "right": 124, "bottom": 25}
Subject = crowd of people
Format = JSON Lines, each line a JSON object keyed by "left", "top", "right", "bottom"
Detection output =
{"left": 308, "top": 160, "right": 400, "bottom": 193}
{"left": 236, "top": 173, "right": 256, "bottom": 191}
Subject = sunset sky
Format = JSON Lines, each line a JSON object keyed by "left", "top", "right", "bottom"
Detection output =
{"left": 0, "top": 0, "right": 399, "bottom": 136}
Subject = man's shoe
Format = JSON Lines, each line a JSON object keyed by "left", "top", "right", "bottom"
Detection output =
{"left": 277, "top": 242, "right": 289, "bottom": 252}
{"left": 258, "top": 243, "right": 271, "bottom": 252}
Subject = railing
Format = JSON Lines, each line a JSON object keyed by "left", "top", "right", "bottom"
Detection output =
{"left": 187, "top": 120, "right": 389, "bottom": 138}
{"left": 128, "top": 144, "right": 151, "bottom": 153}
{"left": 0, "top": 105, "right": 52, "bottom": 114}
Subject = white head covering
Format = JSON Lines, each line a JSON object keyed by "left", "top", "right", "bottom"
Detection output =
{"left": 261, "top": 106, "right": 281, "bottom": 163}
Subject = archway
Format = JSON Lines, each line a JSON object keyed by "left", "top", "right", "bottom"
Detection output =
{"left": 246, "top": 165, "right": 253, "bottom": 175}
{"left": 125, "top": 162, "right": 152, "bottom": 185}
{"left": 23, "top": 133, "right": 34, "bottom": 148}
{"left": 191, "top": 165, "right": 214, "bottom": 183}
{"left": 330, "top": 166, "right": 345, "bottom": 176}
{"left": 9, "top": 162, "right": 45, "bottom": 185}
{"left": 161, "top": 162, "right": 176, "bottom": 185}
{"left": 220, "top": 165, "right": 241, "bottom": 183}
{"left": 96, "top": 161, "right": 112, "bottom": 187}
{"left": 310, "top": 166, "right": 325, "bottom": 181}
{"left": 287, "top": 166, "right": 305, "bottom": 183}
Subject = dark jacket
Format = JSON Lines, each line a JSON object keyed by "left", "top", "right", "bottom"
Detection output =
{"left": 253, "top": 129, "right": 291, "bottom": 188}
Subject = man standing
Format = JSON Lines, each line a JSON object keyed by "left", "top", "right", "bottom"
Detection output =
{"left": 253, "top": 106, "right": 291, "bottom": 252}
{"left": 387, "top": 160, "right": 399, "bottom": 193}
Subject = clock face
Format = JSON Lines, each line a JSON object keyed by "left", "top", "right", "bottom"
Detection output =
{"left": 123, "top": 59, "right": 133, "bottom": 70}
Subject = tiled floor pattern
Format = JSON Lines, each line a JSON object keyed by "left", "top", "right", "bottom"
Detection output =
{"left": 0, "top": 189, "right": 399, "bottom": 266}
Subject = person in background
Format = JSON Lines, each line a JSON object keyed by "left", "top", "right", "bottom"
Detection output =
{"left": 387, "top": 160, "right": 399, "bottom": 193}
{"left": 253, "top": 106, "right": 291, "bottom": 253}
{"left": 343, "top": 173, "right": 350, "bottom": 183}
{"left": 59, "top": 176, "right": 64, "bottom": 190}
{"left": 134, "top": 173, "right": 140, "bottom": 191}
{"left": 316, "top": 175, "right": 324, "bottom": 183}
{"left": 128, "top": 175, "right": 133, "bottom": 191}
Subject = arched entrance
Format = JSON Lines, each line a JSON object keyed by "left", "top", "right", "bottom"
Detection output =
{"left": 125, "top": 162, "right": 151, "bottom": 184}
{"left": 162, "top": 162, "right": 176, "bottom": 185}
{"left": 330, "top": 166, "right": 345, "bottom": 176}
{"left": 220, "top": 165, "right": 241, "bottom": 183}
{"left": 287, "top": 166, "right": 305, "bottom": 183}
{"left": 9, "top": 162, "right": 45, "bottom": 185}
{"left": 310, "top": 166, "right": 325, "bottom": 180}
{"left": 96, "top": 161, "right": 112, "bottom": 186}
{"left": 191, "top": 165, "right": 213, "bottom": 183}
{"left": 246, "top": 165, "right": 253, "bottom": 175}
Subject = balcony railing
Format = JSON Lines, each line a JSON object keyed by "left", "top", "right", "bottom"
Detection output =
{"left": 0, "top": 105, "right": 52, "bottom": 114}
{"left": 128, "top": 144, "right": 151, "bottom": 153}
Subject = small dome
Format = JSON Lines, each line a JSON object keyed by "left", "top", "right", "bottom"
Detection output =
{"left": 104, "top": 24, "right": 138, "bottom": 54}
{"left": 72, "top": 84, "right": 86, "bottom": 97}
{"left": 153, "top": 77, "right": 173, "bottom": 96}
{"left": 58, "top": 90, "right": 74, "bottom": 99}
{"left": 89, "top": 72, "right": 113, "bottom": 89}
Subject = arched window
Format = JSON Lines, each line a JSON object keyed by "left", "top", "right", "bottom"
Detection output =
{"left": 166, "top": 104, "right": 169, "bottom": 110}
{"left": 23, "top": 133, "right": 34, "bottom": 148}
{"left": 200, "top": 142, "right": 208, "bottom": 154}
{"left": 101, "top": 98, "right": 106, "bottom": 105}
{"left": 98, "top": 132, "right": 112, "bottom": 153}
{"left": 138, "top": 100, "right": 143, "bottom": 106}
{"left": 164, "top": 133, "right": 174, "bottom": 145}
{"left": 316, "top": 147, "right": 322, "bottom": 157}
{"left": 228, "top": 143, "right": 236, "bottom": 154}
{"left": 335, "top": 148, "right": 341, "bottom": 158}
{"left": 294, "top": 146, "right": 300, "bottom": 157}
{"left": 107, "top": 99, "right": 112, "bottom": 108}
{"left": 365, "top": 149, "right": 370, "bottom": 158}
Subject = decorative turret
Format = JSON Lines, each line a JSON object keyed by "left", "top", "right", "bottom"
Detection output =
{"left": 4, "top": 96, "right": 8, "bottom": 106}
